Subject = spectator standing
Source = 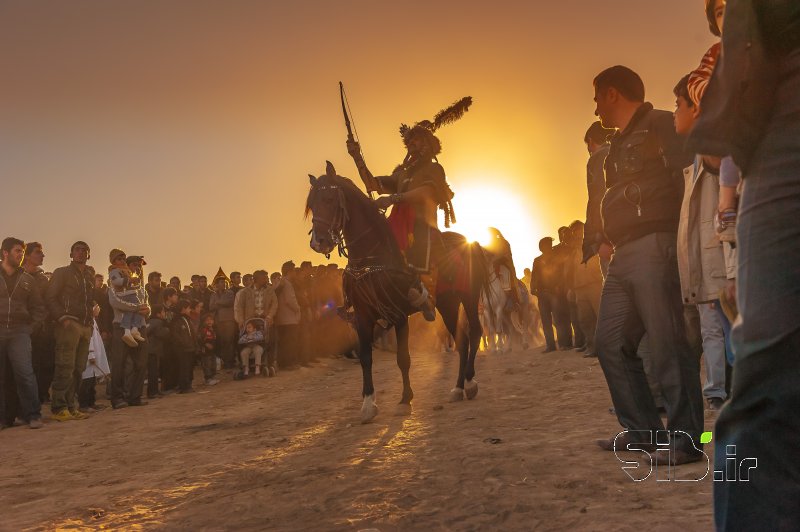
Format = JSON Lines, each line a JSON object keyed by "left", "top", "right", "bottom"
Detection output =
{"left": 145, "top": 271, "right": 163, "bottom": 309}
{"left": 531, "top": 237, "right": 559, "bottom": 353}
{"left": 567, "top": 222, "right": 603, "bottom": 358}
{"left": 591, "top": 66, "right": 702, "bottom": 463}
{"left": 159, "top": 287, "right": 180, "bottom": 393}
{"left": 209, "top": 269, "right": 237, "bottom": 369}
{"left": 689, "top": 1, "right": 800, "bottom": 525}
{"left": 673, "top": 74, "right": 730, "bottom": 411}
{"left": 275, "top": 261, "right": 302, "bottom": 369}
{"left": 582, "top": 121, "right": 615, "bottom": 277}
{"left": 45, "top": 241, "right": 96, "bottom": 421}
{"left": 22, "top": 242, "right": 55, "bottom": 403}
{"left": 0, "top": 238, "right": 46, "bottom": 429}
{"left": 229, "top": 272, "right": 243, "bottom": 295}
{"left": 107, "top": 253, "right": 150, "bottom": 409}
{"left": 197, "top": 314, "right": 219, "bottom": 386}
{"left": 146, "top": 304, "right": 170, "bottom": 399}
{"left": 170, "top": 300, "right": 197, "bottom": 393}
{"left": 235, "top": 270, "right": 278, "bottom": 375}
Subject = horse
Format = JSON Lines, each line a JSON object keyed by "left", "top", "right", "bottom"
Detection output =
{"left": 306, "top": 162, "right": 490, "bottom": 423}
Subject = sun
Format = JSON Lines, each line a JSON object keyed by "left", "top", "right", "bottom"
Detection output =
{"left": 440, "top": 185, "right": 543, "bottom": 274}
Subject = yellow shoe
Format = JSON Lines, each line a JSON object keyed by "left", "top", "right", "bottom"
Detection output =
{"left": 51, "top": 410, "right": 74, "bottom": 422}
{"left": 69, "top": 409, "right": 90, "bottom": 420}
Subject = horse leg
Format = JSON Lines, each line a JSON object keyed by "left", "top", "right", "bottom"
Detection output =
{"left": 395, "top": 320, "right": 413, "bottom": 413}
{"left": 438, "top": 293, "right": 466, "bottom": 402}
{"left": 463, "top": 294, "right": 482, "bottom": 400}
{"left": 356, "top": 319, "right": 378, "bottom": 423}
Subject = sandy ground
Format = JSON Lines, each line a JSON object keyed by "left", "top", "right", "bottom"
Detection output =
{"left": 0, "top": 342, "right": 717, "bottom": 531}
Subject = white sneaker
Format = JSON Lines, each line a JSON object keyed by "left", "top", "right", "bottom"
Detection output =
{"left": 205, "top": 378, "right": 219, "bottom": 386}
{"left": 122, "top": 330, "right": 138, "bottom": 347}
{"left": 131, "top": 327, "right": 146, "bottom": 342}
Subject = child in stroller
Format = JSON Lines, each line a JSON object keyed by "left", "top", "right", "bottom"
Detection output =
{"left": 238, "top": 318, "right": 266, "bottom": 377}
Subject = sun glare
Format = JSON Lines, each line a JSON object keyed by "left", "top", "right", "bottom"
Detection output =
{"left": 441, "top": 185, "right": 543, "bottom": 274}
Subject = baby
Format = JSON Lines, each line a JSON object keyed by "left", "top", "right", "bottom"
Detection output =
{"left": 238, "top": 321, "right": 265, "bottom": 376}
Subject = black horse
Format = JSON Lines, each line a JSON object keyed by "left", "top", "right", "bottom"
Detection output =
{"left": 306, "top": 162, "right": 489, "bottom": 423}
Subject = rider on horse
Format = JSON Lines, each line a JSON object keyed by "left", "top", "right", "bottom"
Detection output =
{"left": 483, "top": 227, "right": 521, "bottom": 310}
{"left": 346, "top": 98, "right": 471, "bottom": 321}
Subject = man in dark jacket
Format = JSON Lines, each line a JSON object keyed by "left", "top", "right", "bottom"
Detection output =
{"left": 582, "top": 121, "right": 614, "bottom": 277}
{"left": 530, "top": 237, "right": 560, "bottom": 353}
{"left": 690, "top": 2, "right": 800, "bottom": 528}
{"left": 209, "top": 275, "right": 237, "bottom": 369}
{"left": 0, "top": 238, "right": 46, "bottom": 429}
{"left": 591, "top": 66, "right": 703, "bottom": 464}
{"left": 21, "top": 242, "right": 55, "bottom": 404}
{"left": 45, "top": 241, "right": 96, "bottom": 421}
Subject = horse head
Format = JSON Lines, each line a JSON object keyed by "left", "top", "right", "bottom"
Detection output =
{"left": 306, "top": 161, "right": 348, "bottom": 257}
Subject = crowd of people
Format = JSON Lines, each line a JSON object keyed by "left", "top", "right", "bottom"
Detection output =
{"left": 0, "top": 240, "right": 356, "bottom": 428}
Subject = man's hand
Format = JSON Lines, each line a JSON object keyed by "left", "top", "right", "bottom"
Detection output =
{"left": 725, "top": 279, "right": 736, "bottom": 303}
{"left": 346, "top": 140, "right": 361, "bottom": 159}
{"left": 265, "top": 316, "right": 274, "bottom": 326}
{"left": 598, "top": 242, "right": 613, "bottom": 263}
{"left": 138, "top": 305, "right": 150, "bottom": 317}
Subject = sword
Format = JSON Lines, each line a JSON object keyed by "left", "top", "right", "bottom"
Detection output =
{"left": 339, "top": 82, "right": 377, "bottom": 197}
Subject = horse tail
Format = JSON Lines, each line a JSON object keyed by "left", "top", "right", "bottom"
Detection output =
{"left": 468, "top": 242, "right": 492, "bottom": 304}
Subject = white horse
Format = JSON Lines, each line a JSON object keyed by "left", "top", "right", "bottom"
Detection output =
{"left": 480, "top": 267, "right": 511, "bottom": 352}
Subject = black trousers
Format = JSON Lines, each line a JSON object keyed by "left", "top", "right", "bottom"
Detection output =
{"left": 216, "top": 320, "right": 237, "bottom": 369}
{"left": 110, "top": 326, "right": 148, "bottom": 406}
{"left": 568, "top": 300, "right": 585, "bottom": 347}
{"left": 595, "top": 232, "right": 704, "bottom": 452}
{"left": 161, "top": 344, "right": 178, "bottom": 392}
{"left": 177, "top": 349, "right": 195, "bottom": 391}
{"left": 78, "top": 376, "right": 96, "bottom": 408}
{"left": 31, "top": 328, "right": 55, "bottom": 403}
{"left": 147, "top": 352, "right": 160, "bottom": 397}
{"left": 537, "top": 292, "right": 558, "bottom": 350}
{"left": 276, "top": 324, "right": 300, "bottom": 369}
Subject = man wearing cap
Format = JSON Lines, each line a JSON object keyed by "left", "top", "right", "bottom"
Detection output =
{"left": 234, "top": 270, "right": 278, "bottom": 375}
{"left": 45, "top": 241, "right": 96, "bottom": 421}
{"left": 107, "top": 252, "right": 150, "bottom": 409}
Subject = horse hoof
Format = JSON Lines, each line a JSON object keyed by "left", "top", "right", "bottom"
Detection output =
{"left": 361, "top": 394, "right": 378, "bottom": 424}
{"left": 395, "top": 403, "right": 412, "bottom": 416}
{"left": 449, "top": 387, "right": 464, "bottom": 402}
{"left": 465, "top": 379, "right": 479, "bottom": 400}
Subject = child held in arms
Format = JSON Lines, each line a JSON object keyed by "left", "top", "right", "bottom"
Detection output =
{"left": 108, "top": 249, "right": 146, "bottom": 347}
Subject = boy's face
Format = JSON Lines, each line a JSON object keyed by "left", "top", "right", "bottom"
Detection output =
{"left": 246, "top": 324, "right": 254, "bottom": 334}
{"left": 715, "top": 0, "right": 726, "bottom": 35}
{"left": 204, "top": 317, "right": 214, "bottom": 327}
{"left": 113, "top": 257, "right": 126, "bottom": 268}
{"left": 674, "top": 95, "right": 699, "bottom": 136}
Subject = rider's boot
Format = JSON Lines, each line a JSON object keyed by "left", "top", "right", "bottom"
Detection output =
{"left": 407, "top": 269, "right": 437, "bottom": 322}
{"left": 419, "top": 268, "right": 438, "bottom": 321}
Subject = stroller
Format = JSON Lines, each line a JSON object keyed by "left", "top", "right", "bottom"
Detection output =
{"left": 234, "top": 317, "right": 269, "bottom": 379}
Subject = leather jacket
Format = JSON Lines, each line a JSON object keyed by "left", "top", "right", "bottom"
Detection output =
{"left": 601, "top": 103, "right": 692, "bottom": 247}
{"left": 0, "top": 267, "right": 47, "bottom": 331}
{"left": 45, "top": 263, "right": 96, "bottom": 326}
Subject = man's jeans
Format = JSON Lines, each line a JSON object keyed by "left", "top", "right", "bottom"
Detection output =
{"left": 697, "top": 302, "right": 727, "bottom": 400}
{"left": 0, "top": 327, "right": 41, "bottom": 422}
{"left": 595, "top": 232, "right": 704, "bottom": 451}
{"left": 714, "top": 47, "right": 800, "bottom": 531}
{"left": 52, "top": 321, "right": 92, "bottom": 414}
{"left": 110, "top": 325, "right": 147, "bottom": 406}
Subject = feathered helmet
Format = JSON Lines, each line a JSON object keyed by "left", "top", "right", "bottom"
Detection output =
{"left": 399, "top": 97, "right": 473, "bottom": 157}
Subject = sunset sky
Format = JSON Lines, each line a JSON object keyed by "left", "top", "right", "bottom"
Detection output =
{"left": 0, "top": 0, "right": 717, "bottom": 281}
